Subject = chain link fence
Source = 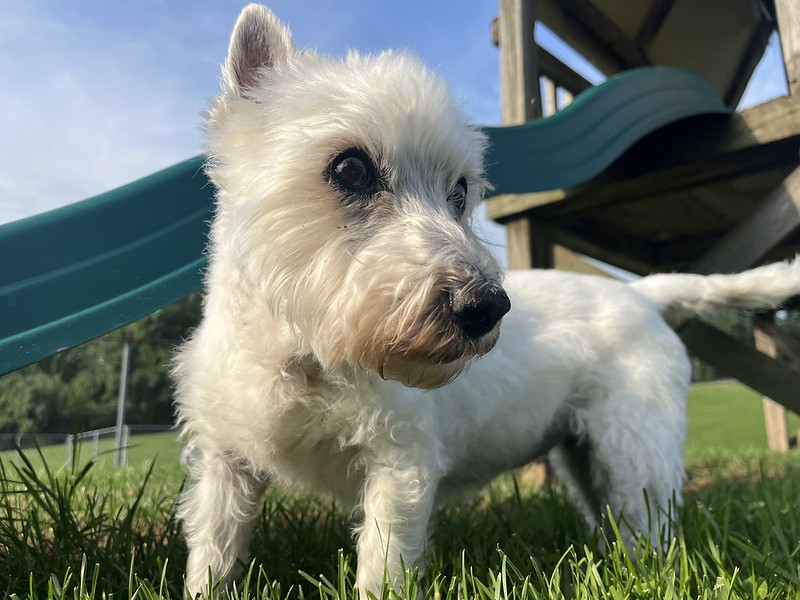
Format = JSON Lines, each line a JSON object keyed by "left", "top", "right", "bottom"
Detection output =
{"left": 0, "top": 424, "right": 173, "bottom": 467}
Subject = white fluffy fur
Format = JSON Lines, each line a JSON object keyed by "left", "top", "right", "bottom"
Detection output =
{"left": 174, "top": 5, "right": 800, "bottom": 597}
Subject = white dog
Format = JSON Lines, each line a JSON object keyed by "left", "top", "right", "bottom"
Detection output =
{"left": 173, "top": 4, "right": 800, "bottom": 597}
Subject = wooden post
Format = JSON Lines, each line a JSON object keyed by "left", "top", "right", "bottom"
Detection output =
{"left": 543, "top": 77, "right": 558, "bottom": 116}
{"left": 688, "top": 165, "right": 800, "bottom": 449}
{"left": 506, "top": 219, "right": 554, "bottom": 270}
{"left": 506, "top": 220, "right": 533, "bottom": 270}
{"left": 754, "top": 313, "right": 790, "bottom": 452}
{"left": 499, "top": 0, "right": 541, "bottom": 124}
{"left": 776, "top": 0, "right": 800, "bottom": 97}
{"left": 757, "top": 0, "right": 798, "bottom": 449}
{"left": 498, "top": 0, "right": 553, "bottom": 273}
{"left": 561, "top": 89, "right": 574, "bottom": 108}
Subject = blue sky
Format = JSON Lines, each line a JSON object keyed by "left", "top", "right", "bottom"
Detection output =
{"left": 0, "top": 0, "right": 789, "bottom": 258}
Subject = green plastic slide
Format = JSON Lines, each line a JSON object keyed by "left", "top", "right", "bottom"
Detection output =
{"left": 0, "top": 66, "right": 730, "bottom": 375}
{"left": 484, "top": 67, "right": 730, "bottom": 195}
{"left": 0, "top": 156, "right": 213, "bottom": 374}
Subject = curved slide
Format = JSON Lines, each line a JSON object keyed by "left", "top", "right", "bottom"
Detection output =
{"left": 0, "top": 157, "right": 214, "bottom": 374}
{"left": 0, "top": 66, "right": 730, "bottom": 375}
{"left": 483, "top": 66, "right": 730, "bottom": 195}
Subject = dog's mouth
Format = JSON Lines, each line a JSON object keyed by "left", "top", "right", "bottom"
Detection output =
{"left": 381, "top": 291, "right": 504, "bottom": 359}
{"left": 369, "top": 289, "right": 507, "bottom": 389}
{"left": 338, "top": 270, "right": 509, "bottom": 389}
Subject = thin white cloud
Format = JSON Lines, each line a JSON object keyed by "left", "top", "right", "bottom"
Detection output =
{"left": 0, "top": 3, "right": 215, "bottom": 224}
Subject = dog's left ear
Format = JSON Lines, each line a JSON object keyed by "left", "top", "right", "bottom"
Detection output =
{"left": 223, "top": 4, "right": 295, "bottom": 96}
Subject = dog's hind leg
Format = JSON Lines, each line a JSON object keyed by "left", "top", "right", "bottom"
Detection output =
{"left": 179, "top": 446, "right": 269, "bottom": 598}
{"left": 551, "top": 385, "right": 686, "bottom": 555}
{"left": 548, "top": 434, "right": 604, "bottom": 531}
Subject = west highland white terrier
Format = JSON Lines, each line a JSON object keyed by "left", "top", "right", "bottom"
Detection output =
{"left": 174, "top": 4, "right": 800, "bottom": 596}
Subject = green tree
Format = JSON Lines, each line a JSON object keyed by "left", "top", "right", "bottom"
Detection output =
{"left": 125, "top": 294, "right": 203, "bottom": 425}
{"left": 0, "top": 294, "right": 202, "bottom": 434}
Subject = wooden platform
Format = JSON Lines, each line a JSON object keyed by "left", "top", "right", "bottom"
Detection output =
{"left": 486, "top": 94, "right": 800, "bottom": 275}
{"left": 491, "top": 0, "right": 800, "bottom": 452}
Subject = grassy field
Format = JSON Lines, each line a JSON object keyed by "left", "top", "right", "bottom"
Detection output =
{"left": 0, "top": 430, "right": 182, "bottom": 470}
{"left": 686, "top": 380, "right": 800, "bottom": 456}
{"left": 1, "top": 380, "right": 799, "bottom": 599}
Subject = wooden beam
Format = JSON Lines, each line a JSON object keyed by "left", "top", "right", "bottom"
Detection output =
{"left": 551, "top": 246, "right": 613, "bottom": 277}
{"left": 650, "top": 230, "right": 800, "bottom": 273}
{"left": 499, "top": 0, "right": 541, "bottom": 123}
{"left": 557, "top": 0, "right": 650, "bottom": 69}
{"left": 536, "top": 45, "right": 593, "bottom": 95}
{"left": 776, "top": 0, "right": 800, "bottom": 97}
{"left": 546, "top": 223, "right": 655, "bottom": 275}
{"left": 677, "top": 319, "right": 800, "bottom": 415}
{"left": 487, "top": 190, "right": 566, "bottom": 222}
{"left": 725, "top": 23, "right": 775, "bottom": 107}
{"left": 754, "top": 313, "right": 790, "bottom": 451}
{"left": 537, "top": 0, "right": 626, "bottom": 74}
{"left": 538, "top": 143, "right": 796, "bottom": 222}
{"left": 690, "top": 165, "right": 800, "bottom": 274}
{"left": 635, "top": 0, "right": 675, "bottom": 48}
{"left": 754, "top": 314, "right": 800, "bottom": 362}
{"left": 506, "top": 221, "right": 613, "bottom": 273}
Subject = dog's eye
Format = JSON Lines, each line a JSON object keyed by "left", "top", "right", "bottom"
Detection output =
{"left": 331, "top": 149, "right": 378, "bottom": 194}
{"left": 447, "top": 177, "right": 468, "bottom": 218}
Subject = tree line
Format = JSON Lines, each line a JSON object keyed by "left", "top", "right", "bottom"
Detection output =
{"left": 0, "top": 295, "right": 202, "bottom": 434}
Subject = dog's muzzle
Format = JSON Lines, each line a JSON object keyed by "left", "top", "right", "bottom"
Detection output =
{"left": 450, "top": 278, "right": 511, "bottom": 338}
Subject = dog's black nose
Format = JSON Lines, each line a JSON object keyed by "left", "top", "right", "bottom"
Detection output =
{"left": 451, "top": 281, "right": 511, "bottom": 338}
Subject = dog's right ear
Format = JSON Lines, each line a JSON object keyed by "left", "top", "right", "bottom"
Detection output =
{"left": 223, "top": 4, "right": 295, "bottom": 96}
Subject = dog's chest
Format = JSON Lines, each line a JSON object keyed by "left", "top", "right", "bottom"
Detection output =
{"left": 245, "top": 360, "right": 378, "bottom": 496}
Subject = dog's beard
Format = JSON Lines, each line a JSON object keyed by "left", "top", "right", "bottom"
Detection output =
{"left": 302, "top": 271, "right": 502, "bottom": 389}
{"left": 368, "top": 303, "right": 500, "bottom": 389}
{"left": 380, "top": 359, "right": 469, "bottom": 390}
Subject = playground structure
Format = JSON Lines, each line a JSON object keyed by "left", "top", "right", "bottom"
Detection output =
{"left": 489, "top": 0, "right": 800, "bottom": 450}
{"left": 0, "top": 1, "right": 799, "bottom": 449}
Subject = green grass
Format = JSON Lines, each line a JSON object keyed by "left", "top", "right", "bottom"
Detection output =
{"left": 686, "top": 380, "right": 800, "bottom": 456}
{"left": 2, "top": 380, "right": 800, "bottom": 599}
{"left": 0, "top": 431, "right": 182, "bottom": 470}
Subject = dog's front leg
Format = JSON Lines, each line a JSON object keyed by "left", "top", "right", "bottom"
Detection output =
{"left": 354, "top": 459, "right": 440, "bottom": 597}
{"left": 179, "top": 447, "right": 268, "bottom": 598}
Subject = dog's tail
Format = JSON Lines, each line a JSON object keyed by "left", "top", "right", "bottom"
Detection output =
{"left": 628, "top": 257, "right": 800, "bottom": 326}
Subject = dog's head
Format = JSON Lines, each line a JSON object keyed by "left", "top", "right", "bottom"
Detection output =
{"left": 207, "top": 4, "right": 510, "bottom": 388}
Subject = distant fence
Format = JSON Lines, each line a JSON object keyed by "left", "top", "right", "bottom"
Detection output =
{"left": 66, "top": 425, "right": 126, "bottom": 466}
{"left": 0, "top": 432, "right": 69, "bottom": 453}
{"left": 0, "top": 424, "right": 173, "bottom": 467}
